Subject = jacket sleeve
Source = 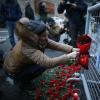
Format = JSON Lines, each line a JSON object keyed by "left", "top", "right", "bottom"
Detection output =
{"left": 57, "top": 2, "right": 66, "bottom": 14}
{"left": 22, "top": 44, "right": 70, "bottom": 68}
{"left": 47, "top": 39, "right": 73, "bottom": 53}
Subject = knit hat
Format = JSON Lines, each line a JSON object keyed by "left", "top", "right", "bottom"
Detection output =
{"left": 19, "top": 18, "right": 46, "bottom": 35}
{"left": 25, "top": 20, "right": 46, "bottom": 35}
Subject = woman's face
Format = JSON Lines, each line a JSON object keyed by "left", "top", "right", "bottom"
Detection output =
{"left": 38, "top": 31, "right": 48, "bottom": 49}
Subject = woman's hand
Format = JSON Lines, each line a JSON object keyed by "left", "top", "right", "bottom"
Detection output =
{"left": 67, "top": 51, "right": 80, "bottom": 60}
{"left": 72, "top": 48, "right": 80, "bottom": 52}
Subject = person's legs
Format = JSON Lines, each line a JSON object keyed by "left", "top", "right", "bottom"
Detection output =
{"left": 6, "top": 21, "right": 16, "bottom": 47}
{"left": 69, "top": 27, "right": 78, "bottom": 47}
{"left": 78, "top": 25, "right": 85, "bottom": 36}
{"left": 5, "top": 64, "right": 46, "bottom": 89}
{"left": 13, "top": 64, "right": 46, "bottom": 83}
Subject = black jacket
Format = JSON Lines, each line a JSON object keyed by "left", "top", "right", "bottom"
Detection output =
{"left": 25, "top": 5, "right": 34, "bottom": 20}
{"left": 57, "top": 0, "right": 87, "bottom": 27}
{"left": 1, "top": 2, "right": 22, "bottom": 21}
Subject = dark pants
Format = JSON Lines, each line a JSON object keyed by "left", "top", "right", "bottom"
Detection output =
{"left": 69, "top": 25, "right": 85, "bottom": 47}
{"left": 6, "top": 64, "right": 46, "bottom": 83}
{"left": 6, "top": 21, "right": 16, "bottom": 47}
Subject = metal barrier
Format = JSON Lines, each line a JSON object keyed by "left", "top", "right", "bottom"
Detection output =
{"left": 81, "top": 3, "right": 100, "bottom": 100}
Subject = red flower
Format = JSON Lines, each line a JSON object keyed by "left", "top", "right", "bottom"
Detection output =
{"left": 56, "top": 71, "right": 59, "bottom": 75}
{"left": 76, "top": 35, "right": 91, "bottom": 53}
{"left": 62, "top": 93, "right": 68, "bottom": 100}
{"left": 73, "top": 92, "right": 79, "bottom": 100}
{"left": 55, "top": 85, "right": 61, "bottom": 91}
{"left": 52, "top": 91, "right": 60, "bottom": 97}
{"left": 47, "top": 88, "right": 53, "bottom": 95}
{"left": 35, "top": 89, "right": 42, "bottom": 100}
{"left": 41, "top": 80, "right": 46, "bottom": 86}
{"left": 79, "top": 54, "right": 89, "bottom": 69}
{"left": 50, "top": 79, "right": 58, "bottom": 86}
{"left": 59, "top": 80, "right": 66, "bottom": 88}
{"left": 59, "top": 64, "right": 65, "bottom": 67}
{"left": 48, "top": 97, "right": 53, "bottom": 100}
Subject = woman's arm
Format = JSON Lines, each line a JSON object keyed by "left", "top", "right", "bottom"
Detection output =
{"left": 22, "top": 44, "right": 78, "bottom": 68}
{"left": 47, "top": 39, "right": 73, "bottom": 53}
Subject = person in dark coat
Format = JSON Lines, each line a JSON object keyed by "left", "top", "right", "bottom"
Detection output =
{"left": 1, "top": 0, "right": 22, "bottom": 47}
{"left": 25, "top": 1, "right": 34, "bottom": 20}
{"left": 57, "top": 0, "right": 87, "bottom": 47}
{"left": 39, "top": 1, "right": 48, "bottom": 23}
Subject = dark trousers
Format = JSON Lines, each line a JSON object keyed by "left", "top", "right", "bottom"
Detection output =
{"left": 6, "top": 21, "right": 16, "bottom": 47}
{"left": 69, "top": 25, "right": 85, "bottom": 47}
{"left": 6, "top": 64, "right": 46, "bottom": 83}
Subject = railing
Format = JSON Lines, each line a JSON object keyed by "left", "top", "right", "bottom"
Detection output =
{"left": 82, "top": 3, "right": 100, "bottom": 100}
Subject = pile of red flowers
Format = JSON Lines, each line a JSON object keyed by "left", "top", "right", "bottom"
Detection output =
{"left": 34, "top": 35, "right": 92, "bottom": 99}
{"left": 34, "top": 64, "right": 81, "bottom": 100}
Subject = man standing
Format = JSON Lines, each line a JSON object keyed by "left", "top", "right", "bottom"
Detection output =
{"left": 1, "top": 0, "right": 22, "bottom": 48}
{"left": 39, "top": 1, "right": 48, "bottom": 23}
{"left": 57, "top": 0, "right": 87, "bottom": 47}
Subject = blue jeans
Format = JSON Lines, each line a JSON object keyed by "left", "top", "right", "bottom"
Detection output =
{"left": 6, "top": 21, "right": 16, "bottom": 47}
{"left": 6, "top": 64, "right": 46, "bottom": 83}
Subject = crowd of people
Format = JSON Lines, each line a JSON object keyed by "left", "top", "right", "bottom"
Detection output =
{"left": 0, "top": 0, "right": 88, "bottom": 89}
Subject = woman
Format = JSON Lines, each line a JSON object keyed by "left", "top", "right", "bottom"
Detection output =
{"left": 3, "top": 18, "right": 79, "bottom": 87}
